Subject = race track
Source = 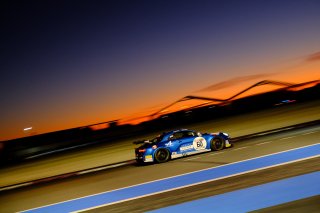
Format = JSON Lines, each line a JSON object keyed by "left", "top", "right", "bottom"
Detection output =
{"left": 0, "top": 124, "right": 319, "bottom": 213}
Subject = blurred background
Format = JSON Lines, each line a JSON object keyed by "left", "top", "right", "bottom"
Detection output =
{"left": 1, "top": 0, "right": 319, "bottom": 140}
{"left": 1, "top": 1, "right": 320, "bottom": 212}
{"left": 1, "top": 0, "right": 319, "bottom": 164}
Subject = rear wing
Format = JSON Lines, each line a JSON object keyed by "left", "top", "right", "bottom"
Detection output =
{"left": 133, "top": 140, "right": 151, "bottom": 145}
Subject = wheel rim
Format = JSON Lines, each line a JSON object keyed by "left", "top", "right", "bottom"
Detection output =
{"left": 156, "top": 149, "right": 168, "bottom": 162}
{"left": 212, "top": 138, "right": 224, "bottom": 150}
{"left": 215, "top": 139, "right": 222, "bottom": 148}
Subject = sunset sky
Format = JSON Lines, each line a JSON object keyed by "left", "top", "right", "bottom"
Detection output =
{"left": 1, "top": 0, "right": 320, "bottom": 140}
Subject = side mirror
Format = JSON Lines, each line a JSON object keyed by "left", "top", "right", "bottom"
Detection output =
{"left": 169, "top": 135, "right": 175, "bottom": 140}
{"left": 197, "top": 132, "right": 202, "bottom": 137}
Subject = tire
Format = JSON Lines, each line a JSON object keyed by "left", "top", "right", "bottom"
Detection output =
{"left": 154, "top": 148, "right": 170, "bottom": 163}
{"left": 210, "top": 136, "right": 225, "bottom": 151}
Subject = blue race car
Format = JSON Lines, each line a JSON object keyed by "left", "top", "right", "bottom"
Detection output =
{"left": 134, "top": 129, "right": 232, "bottom": 164}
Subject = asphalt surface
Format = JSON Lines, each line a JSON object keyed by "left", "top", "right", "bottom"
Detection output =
{"left": 0, "top": 125, "right": 319, "bottom": 213}
{"left": 252, "top": 195, "right": 320, "bottom": 213}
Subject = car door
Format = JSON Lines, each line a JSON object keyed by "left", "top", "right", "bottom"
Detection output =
{"left": 174, "top": 131, "right": 197, "bottom": 154}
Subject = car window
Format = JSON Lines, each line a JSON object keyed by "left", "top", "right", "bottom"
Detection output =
{"left": 172, "top": 132, "right": 184, "bottom": 140}
{"left": 150, "top": 134, "right": 165, "bottom": 143}
{"left": 171, "top": 131, "right": 195, "bottom": 140}
{"left": 184, "top": 131, "right": 196, "bottom": 137}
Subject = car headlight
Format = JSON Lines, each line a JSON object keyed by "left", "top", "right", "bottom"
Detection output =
{"left": 222, "top": 133, "right": 229, "bottom": 137}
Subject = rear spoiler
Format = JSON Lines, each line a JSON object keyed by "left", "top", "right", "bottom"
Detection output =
{"left": 133, "top": 140, "right": 151, "bottom": 145}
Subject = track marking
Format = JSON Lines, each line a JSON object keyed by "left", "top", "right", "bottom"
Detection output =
{"left": 255, "top": 127, "right": 294, "bottom": 136}
{"left": 232, "top": 147, "right": 248, "bottom": 151}
{"left": 77, "top": 162, "right": 129, "bottom": 175}
{"left": 301, "top": 131, "right": 318, "bottom": 136}
{"left": 209, "top": 151, "right": 225, "bottom": 156}
{"left": 279, "top": 136, "right": 296, "bottom": 140}
{"left": 184, "top": 157, "right": 201, "bottom": 161}
{"left": 1, "top": 182, "right": 33, "bottom": 191}
{"left": 255, "top": 141, "right": 271, "bottom": 146}
{"left": 22, "top": 143, "right": 320, "bottom": 213}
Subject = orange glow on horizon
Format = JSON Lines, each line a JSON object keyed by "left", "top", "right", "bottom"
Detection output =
{"left": 88, "top": 123, "right": 109, "bottom": 131}
{"left": 118, "top": 116, "right": 151, "bottom": 125}
{"left": 287, "top": 80, "right": 320, "bottom": 91}
{"left": 118, "top": 78, "right": 319, "bottom": 126}
{"left": 2, "top": 75, "right": 319, "bottom": 141}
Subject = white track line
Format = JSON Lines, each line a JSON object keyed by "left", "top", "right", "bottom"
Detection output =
{"left": 301, "top": 131, "right": 318, "bottom": 136}
{"left": 184, "top": 156, "right": 201, "bottom": 161}
{"left": 209, "top": 151, "right": 225, "bottom": 155}
{"left": 279, "top": 136, "right": 296, "bottom": 140}
{"left": 77, "top": 162, "right": 129, "bottom": 175}
{"left": 233, "top": 147, "right": 248, "bottom": 151}
{"left": 256, "top": 141, "right": 272, "bottom": 146}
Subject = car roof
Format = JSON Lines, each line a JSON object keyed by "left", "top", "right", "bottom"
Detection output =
{"left": 167, "top": 128, "right": 189, "bottom": 133}
{"left": 162, "top": 129, "right": 195, "bottom": 137}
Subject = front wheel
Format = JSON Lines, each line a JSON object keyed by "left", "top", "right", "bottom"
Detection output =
{"left": 210, "top": 136, "right": 225, "bottom": 151}
{"left": 154, "top": 148, "right": 170, "bottom": 163}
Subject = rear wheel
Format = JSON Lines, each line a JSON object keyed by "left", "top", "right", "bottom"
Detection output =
{"left": 154, "top": 148, "right": 170, "bottom": 163}
{"left": 210, "top": 136, "right": 225, "bottom": 151}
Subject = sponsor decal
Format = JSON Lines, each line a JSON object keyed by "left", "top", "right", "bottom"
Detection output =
{"left": 165, "top": 141, "right": 173, "bottom": 147}
{"left": 171, "top": 152, "right": 180, "bottom": 158}
{"left": 193, "top": 137, "right": 207, "bottom": 150}
{"left": 144, "top": 155, "right": 153, "bottom": 162}
{"left": 180, "top": 144, "right": 194, "bottom": 151}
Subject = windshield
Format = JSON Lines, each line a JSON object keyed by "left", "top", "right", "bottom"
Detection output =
{"left": 150, "top": 133, "right": 165, "bottom": 143}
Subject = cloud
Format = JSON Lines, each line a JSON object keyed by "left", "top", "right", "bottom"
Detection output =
{"left": 195, "top": 74, "right": 271, "bottom": 92}
{"left": 306, "top": 51, "right": 320, "bottom": 62}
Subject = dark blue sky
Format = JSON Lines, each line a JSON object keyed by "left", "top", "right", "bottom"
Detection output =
{"left": 1, "top": 0, "right": 320, "bottom": 140}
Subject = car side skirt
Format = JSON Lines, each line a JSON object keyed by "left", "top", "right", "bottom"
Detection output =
{"left": 171, "top": 149, "right": 211, "bottom": 159}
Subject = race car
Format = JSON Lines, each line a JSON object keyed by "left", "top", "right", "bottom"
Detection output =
{"left": 134, "top": 129, "right": 232, "bottom": 164}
